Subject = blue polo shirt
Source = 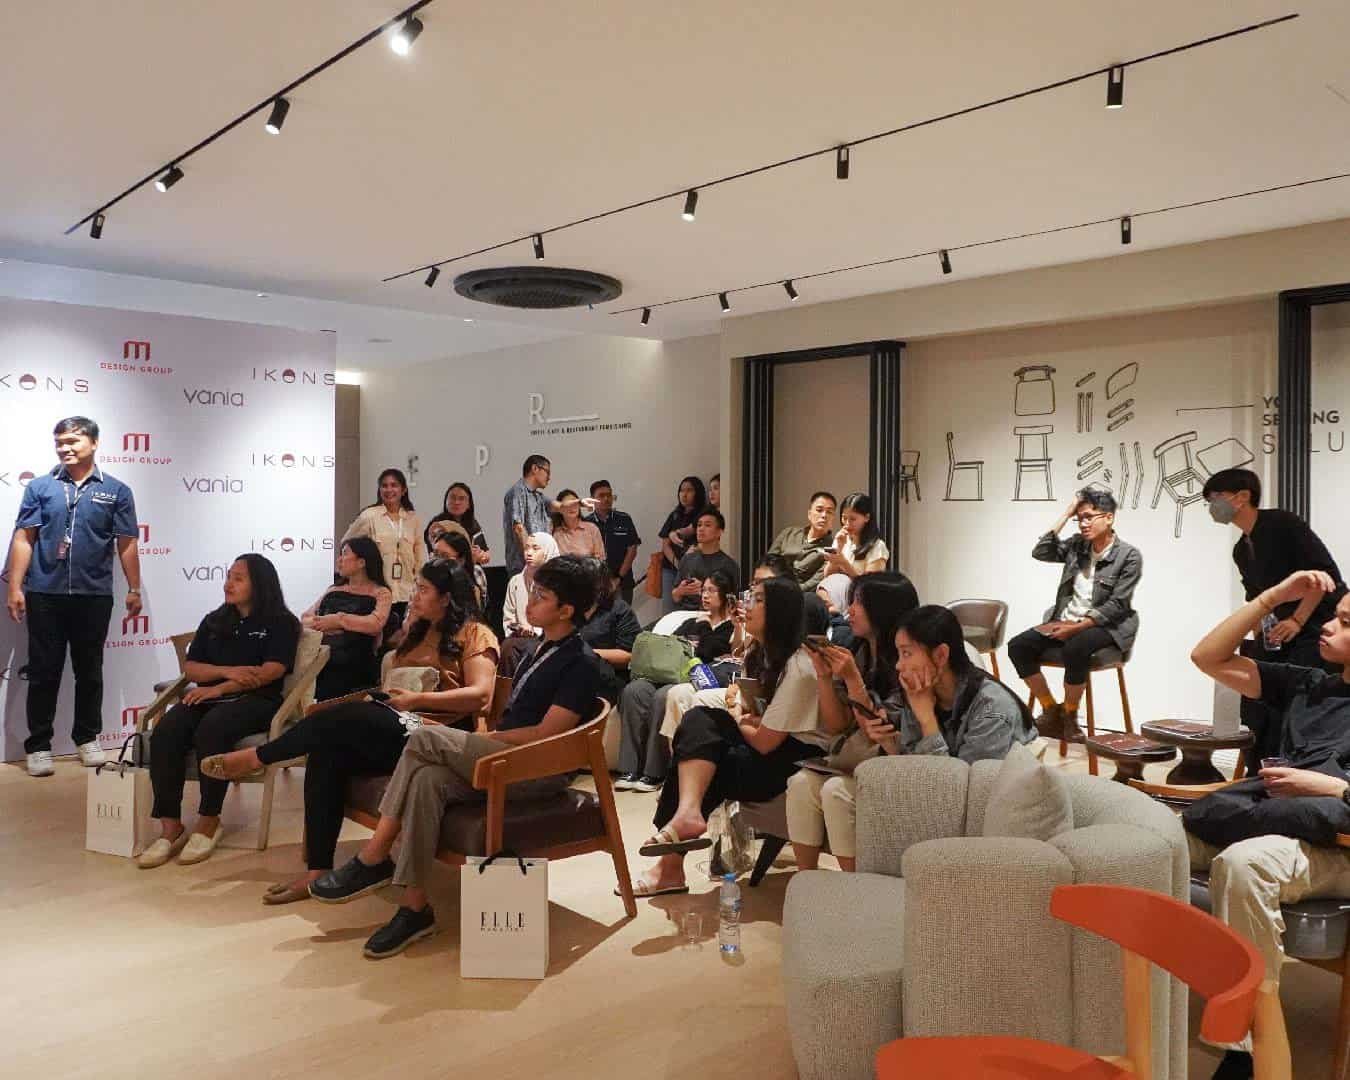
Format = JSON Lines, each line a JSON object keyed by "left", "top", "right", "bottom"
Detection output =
{"left": 14, "top": 465, "right": 138, "bottom": 596}
{"left": 584, "top": 509, "right": 642, "bottom": 582}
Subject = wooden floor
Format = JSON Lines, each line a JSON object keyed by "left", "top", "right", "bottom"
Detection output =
{"left": 0, "top": 745, "right": 1341, "bottom": 1079}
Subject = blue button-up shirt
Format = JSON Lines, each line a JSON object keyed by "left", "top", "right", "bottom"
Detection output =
{"left": 14, "top": 464, "right": 139, "bottom": 595}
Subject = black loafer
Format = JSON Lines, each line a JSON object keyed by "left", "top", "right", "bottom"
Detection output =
{"left": 364, "top": 905, "right": 437, "bottom": 959}
{"left": 308, "top": 856, "right": 395, "bottom": 904}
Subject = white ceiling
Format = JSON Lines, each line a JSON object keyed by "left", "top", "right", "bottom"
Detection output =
{"left": 2, "top": 0, "right": 1349, "bottom": 348}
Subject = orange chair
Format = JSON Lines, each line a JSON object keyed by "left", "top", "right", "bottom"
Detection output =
{"left": 875, "top": 883, "right": 1290, "bottom": 1079}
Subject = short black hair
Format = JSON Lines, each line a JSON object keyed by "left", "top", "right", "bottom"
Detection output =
{"left": 697, "top": 507, "right": 725, "bottom": 530}
{"left": 54, "top": 416, "right": 99, "bottom": 441}
{"left": 532, "top": 555, "right": 595, "bottom": 626}
{"left": 756, "top": 553, "right": 795, "bottom": 580}
{"left": 1202, "top": 468, "right": 1261, "bottom": 508}
{"left": 1077, "top": 488, "right": 1117, "bottom": 514}
{"left": 808, "top": 490, "right": 837, "bottom": 506}
{"left": 522, "top": 454, "right": 551, "bottom": 476}
{"left": 589, "top": 479, "right": 612, "bottom": 496}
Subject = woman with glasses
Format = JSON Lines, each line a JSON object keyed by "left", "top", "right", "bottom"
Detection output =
{"left": 1006, "top": 488, "right": 1143, "bottom": 742}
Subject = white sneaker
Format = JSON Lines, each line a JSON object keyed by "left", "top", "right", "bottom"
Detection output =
{"left": 136, "top": 830, "right": 190, "bottom": 869}
{"left": 76, "top": 741, "right": 106, "bottom": 767}
{"left": 26, "top": 751, "right": 55, "bottom": 777}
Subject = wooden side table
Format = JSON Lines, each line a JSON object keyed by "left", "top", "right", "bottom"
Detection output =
{"left": 1139, "top": 719, "right": 1254, "bottom": 785}
{"left": 1083, "top": 733, "right": 1176, "bottom": 784}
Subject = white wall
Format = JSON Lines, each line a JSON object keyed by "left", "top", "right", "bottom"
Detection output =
{"left": 359, "top": 333, "right": 722, "bottom": 615}
{"left": 1310, "top": 302, "right": 1350, "bottom": 543}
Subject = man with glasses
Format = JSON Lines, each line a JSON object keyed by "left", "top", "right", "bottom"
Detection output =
{"left": 585, "top": 479, "right": 641, "bottom": 603}
{"left": 1202, "top": 467, "right": 1345, "bottom": 763}
{"left": 1007, "top": 489, "right": 1142, "bottom": 742}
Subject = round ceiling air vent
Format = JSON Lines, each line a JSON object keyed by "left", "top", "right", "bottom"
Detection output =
{"left": 452, "top": 266, "right": 622, "bottom": 309}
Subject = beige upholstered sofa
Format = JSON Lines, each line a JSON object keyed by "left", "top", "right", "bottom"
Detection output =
{"left": 782, "top": 754, "right": 1189, "bottom": 1080}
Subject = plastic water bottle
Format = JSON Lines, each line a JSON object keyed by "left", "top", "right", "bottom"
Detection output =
{"left": 718, "top": 872, "right": 742, "bottom": 954}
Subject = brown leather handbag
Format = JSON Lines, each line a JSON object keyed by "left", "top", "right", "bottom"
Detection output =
{"left": 644, "top": 552, "right": 665, "bottom": 599}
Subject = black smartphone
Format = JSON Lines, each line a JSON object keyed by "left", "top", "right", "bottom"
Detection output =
{"left": 804, "top": 634, "right": 831, "bottom": 651}
{"left": 846, "top": 696, "right": 882, "bottom": 720}
{"left": 367, "top": 690, "right": 391, "bottom": 702}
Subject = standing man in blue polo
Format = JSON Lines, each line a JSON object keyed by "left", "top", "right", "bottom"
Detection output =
{"left": 6, "top": 417, "right": 142, "bottom": 777}
{"left": 502, "top": 454, "right": 555, "bottom": 576}
{"left": 585, "top": 479, "right": 641, "bottom": 603}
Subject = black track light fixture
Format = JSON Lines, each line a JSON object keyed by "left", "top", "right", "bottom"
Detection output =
{"left": 784, "top": 280, "right": 799, "bottom": 301}
{"left": 1106, "top": 65, "right": 1125, "bottom": 109}
{"left": 391, "top": 15, "right": 423, "bottom": 55}
{"left": 640, "top": 307, "right": 652, "bottom": 325}
{"left": 836, "top": 146, "right": 850, "bottom": 180}
{"left": 264, "top": 97, "right": 290, "bottom": 135}
{"left": 939, "top": 249, "right": 952, "bottom": 275}
{"left": 90, "top": 213, "right": 105, "bottom": 240}
{"left": 154, "top": 165, "right": 184, "bottom": 193}
{"left": 718, "top": 292, "right": 730, "bottom": 313}
{"left": 532, "top": 233, "right": 545, "bottom": 260}
{"left": 1120, "top": 215, "right": 1132, "bottom": 245}
{"left": 425, "top": 266, "right": 440, "bottom": 287}
{"left": 682, "top": 189, "right": 698, "bottom": 222}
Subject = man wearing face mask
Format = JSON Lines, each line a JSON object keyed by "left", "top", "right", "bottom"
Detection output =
{"left": 1202, "top": 468, "right": 1346, "bottom": 763}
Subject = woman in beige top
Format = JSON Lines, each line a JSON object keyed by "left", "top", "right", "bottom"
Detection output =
{"left": 822, "top": 491, "right": 890, "bottom": 579}
{"left": 551, "top": 488, "right": 605, "bottom": 559}
{"left": 342, "top": 467, "right": 424, "bottom": 620}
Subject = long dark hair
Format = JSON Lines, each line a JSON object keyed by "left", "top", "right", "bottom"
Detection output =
{"left": 550, "top": 488, "right": 582, "bottom": 532}
{"left": 850, "top": 572, "right": 920, "bottom": 697}
{"left": 339, "top": 536, "right": 389, "bottom": 590}
{"left": 673, "top": 475, "right": 707, "bottom": 523}
{"left": 897, "top": 605, "right": 1033, "bottom": 730}
{"left": 432, "top": 529, "right": 474, "bottom": 567}
{"left": 396, "top": 560, "right": 480, "bottom": 662}
{"left": 425, "top": 482, "right": 481, "bottom": 546}
{"left": 840, "top": 492, "right": 882, "bottom": 561}
{"left": 704, "top": 569, "right": 735, "bottom": 619}
{"left": 756, "top": 576, "right": 804, "bottom": 704}
{"left": 205, "top": 553, "right": 299, "bottom": 635}
{"left": 367, "top": 468, "right": 414, "bottom": 512}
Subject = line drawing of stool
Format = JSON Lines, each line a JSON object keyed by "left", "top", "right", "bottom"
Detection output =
{"left": 1151, "top": 430, "right": 1208, "bottom": 538}
{"left": 944, "top": 432, "right": 983, "bottom": 501}
{"left": 1013, "top": 425, "right": 1054, "bottom": 501}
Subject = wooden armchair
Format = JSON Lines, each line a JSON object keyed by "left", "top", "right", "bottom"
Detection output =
{"left": 1130, "top": 775, "right": 1350, "bottom": 1079}
{"left": 345, "top": 699, "right": 637, "bottom": 920}
{"left": 137, "top": 628, "right": 330, "bottom": 850}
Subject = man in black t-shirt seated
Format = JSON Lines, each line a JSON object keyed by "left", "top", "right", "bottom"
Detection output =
{"left": 308, "top": 556, "right": 600, "bottom": 959}
{"left": 1185, "top": 569, "right": 1350, "bottom": 1080}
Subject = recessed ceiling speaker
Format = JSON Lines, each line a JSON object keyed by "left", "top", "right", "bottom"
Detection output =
{"left": 452, "top": 266, "right": 622, "bottom": 309}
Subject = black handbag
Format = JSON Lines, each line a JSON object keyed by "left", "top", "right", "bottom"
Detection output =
{"left": 1183, "top": 760, "right": 1350, "bottom": 849}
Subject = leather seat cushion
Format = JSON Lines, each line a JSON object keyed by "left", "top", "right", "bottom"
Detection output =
{"left": 960, "top": 625, "right": 994, "bottom": 652}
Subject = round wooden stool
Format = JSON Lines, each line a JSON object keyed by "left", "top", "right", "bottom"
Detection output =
{"left": 1139, "top": 719, "right": 1254, "bottom": 785}
{"left": 1083, "top": 732, "right": 1176, "bottom": 785}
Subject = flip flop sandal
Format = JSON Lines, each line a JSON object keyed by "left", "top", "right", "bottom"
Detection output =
{"left": 638, "top": 825, "right": 713, "bottom": 858}
{"left": 616, "top": 880, "right": 690, "bottom": 899}
{"left": 262, "top": 882, "right": 312, "bottom": 905}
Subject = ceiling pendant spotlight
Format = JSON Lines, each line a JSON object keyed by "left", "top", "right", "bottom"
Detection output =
{"left": 718, "top": 292, "right": 731, "bottom": 313}
{"left": 784, "top": 279, "right": 799, "bottom": 301}
{"left": 640, "top": 307, "right": 652, "bottom": 325}
{"left": 154, "top": 165, "right": 184, "bottom": 192}
{"left": 391, "top": 15, "right": 423, "bottom": 55}
{"left": 1106, "top": 65, "right": 1125, "bottom": 109}
{"left": 264, "top": 97, "right": 290, "bottom": 135}
{"left": 939, "top": 249, "right": 952, "bottom": 275}
{"left": 90, "top": 213, "right": 105, "bottom": 240}
{"left": 836, "top": 146, "right": 850, "bottom": 180}
{"left": 532, "top": 233, "right": 545, "bottom": 260}
{"left": 682, "top": 189, "right": 698, "bottom": 222}
{"left": 424, "top": 266, "right": 440, "bottom": 287}
{"left": 1120, "top": 215, "right": 1132, "bottom": 245}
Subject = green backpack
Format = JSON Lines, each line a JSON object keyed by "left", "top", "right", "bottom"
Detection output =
{"left": 629, "top": 631, "right": 696, "bottom": 685}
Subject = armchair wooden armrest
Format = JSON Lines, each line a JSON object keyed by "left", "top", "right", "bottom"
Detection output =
{"left": 302, "top": 684, "right": 377, "bottom": 719}
{"left": 138, "top": 675, "right": 190, "bottom": 731}
{"left": 1128, "top": 778, "right": 1234, "bottom": 802}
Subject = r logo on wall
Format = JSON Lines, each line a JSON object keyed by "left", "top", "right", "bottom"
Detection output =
{"left": 527, "top": 392, "right": 632, "bottom": 438}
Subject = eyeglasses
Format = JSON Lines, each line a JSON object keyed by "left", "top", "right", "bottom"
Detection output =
{"left": 1076, "top": 513, "right": 1110, "bottom": 525}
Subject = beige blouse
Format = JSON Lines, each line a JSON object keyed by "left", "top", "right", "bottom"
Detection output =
{"left": 553, "top": 520, "right": 606, "bottom": 560}
{"left": 342, "top": 506, "right": 425, "bottom": 604}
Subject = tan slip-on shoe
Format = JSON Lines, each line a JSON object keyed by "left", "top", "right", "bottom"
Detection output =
{"left": 137, "top": 830, "right": 190, "bottom": 869}
{"left": 177, "top": 830, "right": 223, "bottom": 865}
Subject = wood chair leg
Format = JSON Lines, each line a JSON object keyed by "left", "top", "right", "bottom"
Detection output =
{"left": 1117, "top": 666, "right": 1134, "bottom": 734}
{"left": 750, "top": 835, "right": 787, "bottom": 886}
{"left": 255, "top": 769, "right": 277, "bottom": 851}
{"left": 1085, "top": 675, "right": 1099, "bottom": 777}
{"left": 589, "top": 730, "right": 637, "bottom": 919}
{"left": 988, "top": 651, "right": 1001, "bottom": 680}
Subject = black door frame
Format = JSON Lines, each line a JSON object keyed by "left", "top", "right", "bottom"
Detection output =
{"left": 1278, "top": 283, "right": 1350, "bottom": 519}
{"left": 739, "top": 340, "right": 905, "bottom": 572}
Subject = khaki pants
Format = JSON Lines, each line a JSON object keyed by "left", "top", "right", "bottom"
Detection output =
{"left": 378, "top": 725, "right": 568, "bottom": 889}
{"left": 659, "top": 683, "right": 731, "bottom": 741}
{"left": 785, "top": 770, "right": 858, "bottom": 857}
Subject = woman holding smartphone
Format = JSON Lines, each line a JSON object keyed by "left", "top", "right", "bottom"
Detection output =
{"left": 629, "top": 577, "right": 830, "bottom": 897}
{"left": 787, "top": 572, "right": 919, "bottom": 872}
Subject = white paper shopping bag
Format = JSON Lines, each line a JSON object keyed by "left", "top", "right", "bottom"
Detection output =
{"left": 460, "top": 852, "right": 549, "bottom": 979}
{"left": 86, "top": 737, "right": 156, "bottom": 858}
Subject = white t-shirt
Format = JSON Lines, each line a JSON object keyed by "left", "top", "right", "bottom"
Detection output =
{"left": 1060, "top": 541, "right": 1113, "bottom": 622}
{"left": 839, "top": 536, "right": 890, "bottom": 575}
{"left": 760, "top": 648, "right": 831, "bottom": 750}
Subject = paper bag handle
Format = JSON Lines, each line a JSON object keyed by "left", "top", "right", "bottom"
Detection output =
{"left": 95, "top": 733, "right": 143, "bottom": 777}
{"left": 478, "top": 849, "right": 529, "bottom": 876}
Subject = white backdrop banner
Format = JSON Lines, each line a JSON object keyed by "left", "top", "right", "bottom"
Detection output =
{"left": 0, "top": 297, "right": 334, "bottom": 761}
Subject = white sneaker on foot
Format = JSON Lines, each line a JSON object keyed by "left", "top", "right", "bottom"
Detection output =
{"left": 26, "top": 751, "right": 55, "bottom": 777}
{"left": 76, "top": 741, "right": 106, "bottom": 767}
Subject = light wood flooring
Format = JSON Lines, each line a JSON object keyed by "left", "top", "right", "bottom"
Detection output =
{"left": 0, "top": 745, "right": 1341, "bottom": 1079}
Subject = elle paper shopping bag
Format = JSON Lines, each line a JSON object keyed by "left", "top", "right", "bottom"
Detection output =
{"left": 460, "top": 852, "right": 549, "bottom": 979}
{"left": 86, "top": 735, "right": 156, "bottom": 858}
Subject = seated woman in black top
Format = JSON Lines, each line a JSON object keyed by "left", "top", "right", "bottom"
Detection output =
{"left": 303, "top": 536, "right": 392, "bottom": 702}
{"left": 423, "top": 481, "right": 490, "bottom": 565}
{"left": 138, "top": 554, "right": 300, "bottom": 869}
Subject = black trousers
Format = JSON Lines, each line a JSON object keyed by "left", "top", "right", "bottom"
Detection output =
{"left": 653, "top": 705, "right": 820, "bottom": 830}
{"left": 24, "top": 592, "right": 115, "bottom": 753}
{"left": 1007, "top": 625, "right": 1117, "bottom": 686}
{"left": 257, "top": 701, "right": 409, "bottom": 870}
{"left": 149, "top": 696, "right": 277, "bottom": 819}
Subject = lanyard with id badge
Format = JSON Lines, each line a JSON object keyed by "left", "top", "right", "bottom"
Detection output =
{"left": 389, "top": 512, "right": 406, "bottom": 581}
{"left": 57, "top": 476, "right": 90, "bottom": 562}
